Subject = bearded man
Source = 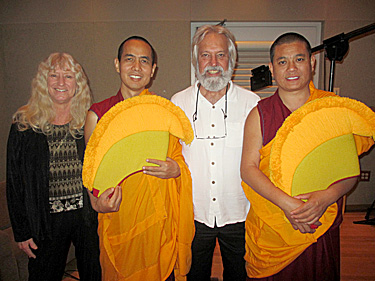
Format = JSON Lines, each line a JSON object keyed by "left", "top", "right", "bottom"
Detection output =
{"left": 171, "top": 25, "right": 260, "bottom": 281}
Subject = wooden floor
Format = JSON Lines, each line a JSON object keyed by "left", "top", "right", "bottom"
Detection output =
{"left": 340, "top": 212, "right": 375, "bottom": 281}
{"left": 211, "top": 212, "right": 375, "bottom": 281}
{"left": 63, "top": 212, "right": 375, "bottom": 281}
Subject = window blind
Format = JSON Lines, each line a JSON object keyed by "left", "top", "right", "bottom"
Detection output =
{"left": 233, "top": 41, "right": 277, "bottom": 98}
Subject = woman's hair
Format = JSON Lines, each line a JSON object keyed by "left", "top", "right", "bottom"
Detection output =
{"left": 13, "top": 53, "right": 93, "bottom": 138}
{"left": 191, "top": 24, "right": 237, "bottom": 73}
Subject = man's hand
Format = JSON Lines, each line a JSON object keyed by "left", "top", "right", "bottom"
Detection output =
{"left": 142, "top": 157, "right": 181, "bottom": 179}
{"left": 18, "top": 238, "right": 38, "bottom": 258}
{"left": 291, "top": 190, "right": 330, "bottom": 226}
{"left": 282, "top": 197, "right": 319, "bottom": 234}
{"left": 89, "top": 186, "right": 122, "bottom": 213}
{"left": 291, "top": 177, "right": 358, "bottom": 226}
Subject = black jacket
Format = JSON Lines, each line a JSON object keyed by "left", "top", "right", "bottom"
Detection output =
{"left": 6, "top": 123, "right": 97, "bottom": 242}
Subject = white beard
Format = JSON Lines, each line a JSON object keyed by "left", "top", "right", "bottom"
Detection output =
{"left": 196, "top": 65, "right": 233, "bottom": 92}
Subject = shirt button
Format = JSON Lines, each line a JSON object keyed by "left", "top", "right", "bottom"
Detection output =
{"left": 211, "top": 162, "right": 215, "bottom": 165}
{"left": 211, "top": 142, "right": 214, "bottom": 146}
{"left": 212, "top": 198, "right": 216, "bottom": 201}
{"left": 211, "top": 124, "right": 215, "bottom": 127}
{"left": 212, "top": 105, "right": 215, "bottom": 109}
{"left": 212, "top": 181, "right": 215, "bottom": 184}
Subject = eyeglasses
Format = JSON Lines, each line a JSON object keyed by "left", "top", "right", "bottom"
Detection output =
{"left": 192, "top": 84, "right": 228, "bottom": 139}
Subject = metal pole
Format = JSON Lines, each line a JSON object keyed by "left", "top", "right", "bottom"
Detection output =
{"left": 329, "top": 59, "right": 336, "bottom": 93}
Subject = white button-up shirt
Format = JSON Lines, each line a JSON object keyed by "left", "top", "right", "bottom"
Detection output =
{"left": 171, "top": 81, "right": 260, "bottom": 227}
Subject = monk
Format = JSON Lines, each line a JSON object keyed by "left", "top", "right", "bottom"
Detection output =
{"left": 84, "top": 36, "right": 194, "bottom": 281}
{"left": 240, "top": 32, "right": 374, "bottom": 281}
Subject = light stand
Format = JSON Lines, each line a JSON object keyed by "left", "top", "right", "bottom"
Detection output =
{"left": 250, "top": 23, "right": 375, "bottom": 92}
{"left": 311, "top": 23, "right": 375, "bottom": 92}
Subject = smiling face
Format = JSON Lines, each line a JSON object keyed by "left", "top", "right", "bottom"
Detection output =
{"left": 196, "top": 32, "right": 232, "bottom": 92}
{"left": 114, "top": 39, "right": 156, "bottom": 98}
{"left": 47, "top": 65, "right": 77, "bottom": 105}
{"left": 269, "top": 41, "right": 315, "bottom": 95}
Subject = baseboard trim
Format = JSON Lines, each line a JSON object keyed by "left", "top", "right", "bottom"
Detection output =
{"left": 345, "top": 204, "right": 371, "bottom": 212}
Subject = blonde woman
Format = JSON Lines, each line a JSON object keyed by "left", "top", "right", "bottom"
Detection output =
{"left": 6, "top": 53, "right": 101, "bottom": 281}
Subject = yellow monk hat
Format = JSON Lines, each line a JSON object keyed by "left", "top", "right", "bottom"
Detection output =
{"left": 270, "top": 96, "right": 375, "bottom": 198}
{"left": 82, "top": 94, "right": 193, "bottom": 197}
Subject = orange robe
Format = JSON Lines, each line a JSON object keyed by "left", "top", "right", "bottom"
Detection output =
{"left": 98, "top": 135, "right": 193, "bottom": 281}
{"left": 90, "top": 89, "right": 195, "bottom": 281}
{"left": 242, "top": 83, "right": 374, "bottom": 278}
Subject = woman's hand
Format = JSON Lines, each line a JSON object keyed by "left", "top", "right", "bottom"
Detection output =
{"left": 18, "top": 238, "right": 38, "bottom": 258}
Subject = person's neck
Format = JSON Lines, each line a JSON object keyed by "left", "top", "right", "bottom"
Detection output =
{"left": 199, "top": 83, "right": 230, "bottom": 105}
{"left": 121, "top": 87, "right": 146, "bottom": 100}
{"left": 279, "top": 88, "right": 310, "bottom": 112}
{"left": 52, "top": 104, "right": 71, "bottom": 125}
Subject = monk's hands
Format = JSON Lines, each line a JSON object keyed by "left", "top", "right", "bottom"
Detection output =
{"left": 18, "top": 238, "right": 38, "bottom": 258}
{"left": 291, "top": 190, "right": 331, "bottom": 228}
{"left": 291, "top": 177, "right": 358, "bottom": 229}
{"left": 282, "top": 197, "right": 320, "bottom": 234}
{"left": 89, "top": 186, "right": 122, "bottom": 213}
{"left": 143, "top": 157, "right": 180, "bottom": 179}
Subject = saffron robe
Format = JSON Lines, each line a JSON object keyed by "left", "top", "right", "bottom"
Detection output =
{"left": 243, "top": 82, "right": 375, "bottom": 280}
{"left": 89, "top": 89, "right": 194, "bottom": 281}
